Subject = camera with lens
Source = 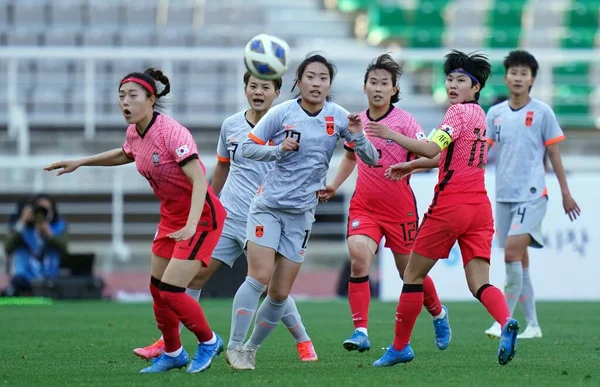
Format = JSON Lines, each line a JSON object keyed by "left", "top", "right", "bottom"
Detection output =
{"left": 33, "top": 204, "right": 53, "bottom": 224}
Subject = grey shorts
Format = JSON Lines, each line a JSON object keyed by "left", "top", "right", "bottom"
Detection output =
{"left": 211, "top": 217, "right": 247, "bottom": 267}
{"left": 245, "top": 197, "right": 316, "bottom": 263}
{"left": 495, "top": 196, "right": 548, "bottom": 248}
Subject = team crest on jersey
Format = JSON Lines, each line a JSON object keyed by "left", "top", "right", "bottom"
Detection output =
{"left": 351, "top": 219, "right": 360, "bottom": 229}
{"left": 152, "top": 152, "right": 160, "bottom": 165}
{"left": 525, "top": 111, "right": 534, "bottom": 127}
{"left": 255, "top": 225, "right": 264, "bottom": 238}
{"left": 325, "top": 116, "right": 335, "bottom": 136}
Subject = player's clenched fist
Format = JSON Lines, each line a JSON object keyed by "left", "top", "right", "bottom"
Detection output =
{"left": 347, "top": 113, "right": 363, "bottom": 134}
{"left": 280, "top": 137, "right": 299, "bottom": 152}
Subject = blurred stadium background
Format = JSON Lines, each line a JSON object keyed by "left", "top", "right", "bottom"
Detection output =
{"left": 0, "top": 0, "right": 599, "bottom": 300}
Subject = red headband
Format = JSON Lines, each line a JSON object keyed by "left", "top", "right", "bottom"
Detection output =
{"left": 120, "top": 77, "right": 155, "bottom": 95}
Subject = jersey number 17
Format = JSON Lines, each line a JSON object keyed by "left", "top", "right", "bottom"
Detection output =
{"left": 468, "top": 128, "right": 486, "bottom": 169}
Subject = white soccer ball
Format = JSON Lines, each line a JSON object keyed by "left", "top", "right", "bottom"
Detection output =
{"left": 244, "top": 34, "right": 291, "bottom": 81}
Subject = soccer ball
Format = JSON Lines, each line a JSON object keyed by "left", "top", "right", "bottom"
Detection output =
{"left": 244, "top": 34, "right": 291, "bottom": 81}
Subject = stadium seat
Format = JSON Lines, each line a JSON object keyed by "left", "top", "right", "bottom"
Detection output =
{"left": 81, "top": 28, "right": 117, "bottom": 46}
{"left": 50, "top": 0, "right": 84, "bottom": 27}
{"left": 13, "top": 0, "right": 48, "bottom": 26}
{"left": 553, "top": 63, "right": 591, "bottom": 84}
{"left": 486, "top": 27, "right": 522, "bottom": 48}
{"left": 124, "top": 1, "right": 157, "bottom": 28}
{"left": 565, "top": 1, "right": 599, "bottom": 29}
{"left": 43, "top": 27, "right": 80, "bottom": 46}
{"left": 155, "top": 28, "right": 192, "bottom": 47}
{"left": 366, "top": 4, "right": 413, "bottom": 45}
{"left": 165, "top": 1, "right": 195, "bottom": 27}
{"left": 560, "top": 27, "right": 598, "bottom": 49}
{"left": 6, "top": 27, "right": 43, "bottom": 46}
{"left": 335, "top": 0, "right": 371, "bottom": 13}
{"left": 116, "top": 27, "right": 156, "bottom": 47}
{"left": 485, "top": 0, "right": 524, "bottom": 47}
{"left": 86, "top": 0, "right": 124, "bottom": 28}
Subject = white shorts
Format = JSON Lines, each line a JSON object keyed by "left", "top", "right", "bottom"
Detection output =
{"left": 245, "top": 196, "right": 316, "bottom": 263}
{"left": 495, "top": 196, "right": 548, "bottom": 248}
{"left": 211, "top": 217, "right": 246, "bottom": 267}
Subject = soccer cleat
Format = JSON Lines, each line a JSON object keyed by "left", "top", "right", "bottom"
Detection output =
{"left": 186, "top": 333, "right": 224, "bottom": 373}
{"left": 343, "top": 331, "right": 371, "bottom": 352}
{"left": 139, "top": 350, "right": 189, "bottom": 373}
{"left": 230, "top": 345, "right": 257, "bottom": 370}
{"left": 373, "top": 344, "right": 415, "bottom": 367}
{"left": 134, "top": 338, "right": 165, "bottom": 360}
{"left": 433, "top": 305, "right": 451, "bottom": 350}
{"left": 225, "top": 345, "right": 242, "bottom": 365}
{"left": 296, "top": 340, "right": 318, "bottom": 361}
{"left": 485, "top": 321, "right": 502, "bottom": 338}
{"left": 498, "top": 318, "right": 519, "bottom": 365}
{"left": 517, "top": 325, "right": 542, "bottom": 339}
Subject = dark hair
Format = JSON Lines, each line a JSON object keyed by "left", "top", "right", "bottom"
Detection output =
{"left": 503, "top": 50, "right": 538, "bottom": 78}
{"left": 243, "top": 71, "right": 282, "bottom": 91}
{"left": 292, "top": 52, "right": 337, "bottom": 101}
{"left": 364, "top": 53, "right": 403, "bottom": 104}
{"left": 119, "top": 67, "right": 171, "bottom": 110}
{"left": 443, "top": 50, "right": 491, "bottom": 101}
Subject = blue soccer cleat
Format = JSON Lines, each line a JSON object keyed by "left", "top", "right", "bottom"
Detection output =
{"left": 498, "top": 318, "right": 519, "bottom": 365}
{"left": 139, "top": 350, "right": 189, "bottom": 373}
{"left": 187, "top": 333, "right": 224, "bottom": 373}
{"left": 373, "top": 344, "right": 415, "bottom": 367}
{"left": 433, "top": 305, "right": 451, "bottom": 350}
{"left": 343, "top": 331, "right": 371, "bottom": 352}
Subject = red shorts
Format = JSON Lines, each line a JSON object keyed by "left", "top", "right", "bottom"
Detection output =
{"left": 347, "top": 210, "right": 418, "bottom": 255}
{"left": 412, "top": 202, "right": 494, "bottom": 266}
{"left": 152, "top": 222, "right": 224, "bottom": 266}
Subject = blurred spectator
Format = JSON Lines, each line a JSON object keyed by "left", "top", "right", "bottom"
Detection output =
{"left": 2, "top": 194, "right": 68, "bottom": 296}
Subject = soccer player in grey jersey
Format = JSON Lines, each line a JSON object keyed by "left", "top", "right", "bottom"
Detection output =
{"left": 227, "top": 53, "right": 379, "bottom": 370}
{"left": 485, "top": 51, "right": 580, "bottom": 339}
{"left": 134, "top": 72, "right": 317, "bottom": 362}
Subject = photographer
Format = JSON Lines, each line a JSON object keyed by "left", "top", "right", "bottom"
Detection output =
{"left": 3, "top": 194, "right": 68, "bottom": 296}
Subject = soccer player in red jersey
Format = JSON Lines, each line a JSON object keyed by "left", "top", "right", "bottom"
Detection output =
{"left": 45, "top": 68, "right": 226, "bottom": 374}
{"left": 319, "top": 54, "right": 450, "bottom": 353}
{"left": 368, "top": 51, "right": 519, "bottom": 367}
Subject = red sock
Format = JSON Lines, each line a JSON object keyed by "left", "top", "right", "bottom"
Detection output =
{"left": 422, "top": 275, "right": 443, "bottom": 316}
{"left": 393, "top": 284, "right": 424, "bottom": 350}
{"left": 149, "top": 278, "right": 181, "bottom": 352}
{"left": 478, "top": 284, "right": 511, "bottom": 327}
{"left": 348, "top": 277, "right": 370, "bottom": 329}
{"left": 160, "top": 284, "right": 213, "bottom": 343}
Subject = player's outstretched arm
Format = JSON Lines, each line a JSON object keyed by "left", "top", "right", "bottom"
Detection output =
{"left": 346, "top": 114, "right": 379, "bottom": 166}
{"left": 211, "top": 160, "right": 230, "bottom": 197}
{"left": 44, "top": 148, "right": 133, "bottom": 176}
{"left": 319, "top": 150, "right": 356, "bottom": 202}
{"left": 546, "top": 143, "right": 581, "bottom": 221}
{"left": 365, "top": 122, "right": 442, "bottom": 159}
{"left": 241, "top": 135, "right": 293, "bottom": 162}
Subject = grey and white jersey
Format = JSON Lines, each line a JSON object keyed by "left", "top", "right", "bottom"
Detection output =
{"left": 487, "top": 98, "right": 564, "bottom": 203}
{"left": 217, "top": 110, "right": 273, "bottom": 221}
{"left": 242, "top": 99, "right": 379, "bottom": 212}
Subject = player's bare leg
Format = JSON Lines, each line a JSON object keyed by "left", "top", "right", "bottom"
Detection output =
{"left": 228, "top": 242, "right": 275, "bottom": 368}
{"left": 517, "top": 250, "right": 542, "bottom": 338}
{"left": 134, "top": 258, "right": 223, "bottom": 360}
{"left": 344, "top": 235, "right": 377, "bottom": 352}
{"left": 465, "top": 258, "right": 519, "bottom": 365}
{"left": 374, "top": 251, "right": 437, "bottom": 367}
{"left": 235, "top": 255, "right": 302, "bottom": 370}
{"left": 394, "top": 252, "right": 450, "bottom": 350}
{"left": 485, "top": 234, "right": 529, "bottom": 338}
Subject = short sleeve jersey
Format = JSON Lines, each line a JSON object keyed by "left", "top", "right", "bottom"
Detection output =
{"left": 347, "top": 106, "right": 426, "bottom": 221}
{"left": 247, "top": 99, "right": 359, "bottom": 212}
{"left": 216, "top": 110, "right": 273, "bottom": 221}
{"left": 122, "top": 113, "right": 222, "bottom": 230}
{"left": 486, "top": 98, "right": 565, "bottom": 202}
{"left": 432, "top": 102, "right": 489, "bottom": 206}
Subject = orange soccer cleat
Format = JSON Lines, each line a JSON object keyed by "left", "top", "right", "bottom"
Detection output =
{"left": 133, "top": 338, "right": 165, "bottom": 360}
{"left": 296, "top": 340, "right": 318, "bottom": 362}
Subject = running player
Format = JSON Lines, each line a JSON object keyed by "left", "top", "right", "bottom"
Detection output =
{"left": 45, "top": 68, "right": 226, "bottom": 374}
{"left": 369, "top": 50, "right": 519, "bottom": 367}
{"left": 319, "top": 54, "right": 450, "bottom": 353}
{"left": 484, "top": 50, "right": 580, "bottom": 339}
{"left": 133, "top": 72, "right": 317, "bottom": 362}
{"left": 227, "top": 53, "right": 379, "bottom": 370}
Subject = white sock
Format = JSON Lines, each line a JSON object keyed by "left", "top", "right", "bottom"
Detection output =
{"left": 202, "top": 332, "right": 217, "bottom": 345}
{"left": 356, "top": 327, "right": 368, "bottom": 336}
{"left": 433, "top": 308, "right": 446, "bottom": 320}
{"left": 164, "top": 346, "right": 183, "bottom": 358}
{"left": 185, "top": 288, "right": 202, "bottom": 301}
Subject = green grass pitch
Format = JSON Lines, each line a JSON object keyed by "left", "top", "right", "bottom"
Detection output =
{"left": 1, "top": 300, "right": 599, "bottom": 386}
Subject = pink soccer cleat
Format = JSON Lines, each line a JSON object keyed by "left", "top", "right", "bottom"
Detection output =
{"left": 133, "top": 338, "right": 165, "bottom": 360}
{"left": 296, "top": 340, "right": 318, "bottom": 362}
